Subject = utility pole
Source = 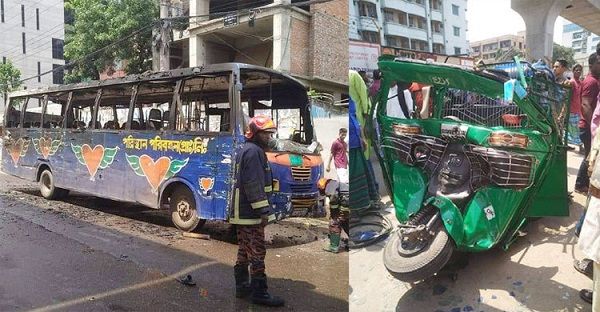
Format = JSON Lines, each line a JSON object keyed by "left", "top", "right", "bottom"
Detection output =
{"left": 153, "top": 1, "right": 171, "bottom": 71}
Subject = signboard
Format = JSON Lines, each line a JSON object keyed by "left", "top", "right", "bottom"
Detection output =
{"left": 349, "top": 40, "right": 380, "bottom": 72}
{"left": 223, "top": 13, "right": 239, "bottom": 28}
{"left": 380, "top": 46, "right": 474, "bottom": 66}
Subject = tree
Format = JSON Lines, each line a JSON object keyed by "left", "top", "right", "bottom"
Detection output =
{"left": 552, "top": 43, "right": 576, "bottom": 68}
{"left": 64, "top": 0, "right": 158, "bottom": 83}
{"left": 0, "top": 61, "right": 22, "bottom": 108}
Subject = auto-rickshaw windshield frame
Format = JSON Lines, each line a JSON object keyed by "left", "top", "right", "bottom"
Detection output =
{"left": 371, "top": 57, "right": 569, "bottom": 135}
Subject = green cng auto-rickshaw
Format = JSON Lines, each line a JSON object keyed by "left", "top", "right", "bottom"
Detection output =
{"left": 371, "top": 56, "right": 571, "bottom": 281}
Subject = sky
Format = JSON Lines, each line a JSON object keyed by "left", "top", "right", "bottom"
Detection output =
{"left": 466, "top": 0, "right": 566, "bottom": 44}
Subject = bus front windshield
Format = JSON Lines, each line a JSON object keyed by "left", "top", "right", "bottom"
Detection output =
{"left": 240, "top": 69, "right": 318, "bottom": 154}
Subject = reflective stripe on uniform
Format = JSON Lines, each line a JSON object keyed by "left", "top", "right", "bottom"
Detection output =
{"left": 264, "top": 185, "right": 272, "bottom": 192}
{"left": 250, "top": 199, "right": 269, "bottom": 209}
{"left": 229, "top": 188, "right": 263, "bottom": 225}
{"left": 235, "top": 188, "right": 240, "bottom": 220}
{"left": 234, "top": 188, "right": 239, "bottom": 219}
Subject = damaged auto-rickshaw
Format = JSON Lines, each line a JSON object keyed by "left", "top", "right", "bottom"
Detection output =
{"left": 370, "top": 56, "right": 571, "bottom": 281}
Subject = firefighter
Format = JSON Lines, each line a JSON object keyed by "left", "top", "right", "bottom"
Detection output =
{"left": 321, "top": 179, "right": 350, "bottom": 253}
{"left": 230, "top": 115, "right": 285, "bottom": 307}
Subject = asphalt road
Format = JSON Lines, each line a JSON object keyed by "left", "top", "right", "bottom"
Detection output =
{"left": 0, "top": 171, "right": 348, "bottom": 312}
{"left": 349, "top": 150, "right": 594, "bottom": 312}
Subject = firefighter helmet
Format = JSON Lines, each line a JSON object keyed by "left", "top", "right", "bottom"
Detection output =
{"left": 245, "top": 115, "right": 277, "bottom": 139}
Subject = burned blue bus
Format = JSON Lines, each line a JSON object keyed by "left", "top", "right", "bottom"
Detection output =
{"left": 1, "top": 63, "right": 324, "bottom": 231}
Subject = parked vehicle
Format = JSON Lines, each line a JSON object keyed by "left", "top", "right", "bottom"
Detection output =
{"left": 371, "top": 56, "right": 570, "bottom": 281}
{"left": 1, "top": 63, "right": 324, "bottom": 232}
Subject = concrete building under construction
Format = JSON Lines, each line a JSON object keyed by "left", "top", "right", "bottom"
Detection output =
{"left": 159, "top": 0, "right": 348, "bottom": 105}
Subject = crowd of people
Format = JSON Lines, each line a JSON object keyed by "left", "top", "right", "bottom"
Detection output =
{"left": 560, "top": 46, "right": 600, "bottom": 309}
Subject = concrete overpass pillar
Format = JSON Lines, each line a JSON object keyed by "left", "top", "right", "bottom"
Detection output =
{"left": 273, "top": 0, "right": 292, "bottom": 72}
{"left": 511, "top": 0, "right": 571, "bottom": 61}
{"left": 189, "top": 0, "right": 210, "bottom": 67}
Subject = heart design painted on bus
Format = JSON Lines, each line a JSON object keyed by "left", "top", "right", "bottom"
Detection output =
{"left": 126, "top": 154, "right": 189, "bottom": 192}
{"left": 81, "top": 145, "right": 105, "bottom": 177}
{"left": 7, "top": 138, "right": 29, "bottom": 166}
{"left": 33, "top": 137, "right": 62, "bottom": 159}
{"left": 71, "top": 144, "right": 119, "bottom": 179}
{"left": 8, "top": 144, "right": 22, "bottom": 165}
{"left": 39, "top": 137, "right": 52, "bottom": 158}
{"left": 139, "top": 155, "right": 171, "bottom": 191}
{"left": 199, "top": 177, "right": 214, "bottom": 193}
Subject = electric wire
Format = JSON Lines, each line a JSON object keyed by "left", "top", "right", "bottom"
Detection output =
{"left": 18, "top": 0, "right": 334, "bottom": 83}
{"left": 209, "top": 33, "right": 263, "bottom": 65}
{"left": 19, "top": 21, "right": 157, "bottom": 83}
{"left": 3, "top": 24, "right": 64, "bottom": 62}
{"left": 0, "top": 0, "right": 64, "bottom": 42}
{"left": 349, "top": 208, "right": 394, "bottom": 249}
{"left": 0, "top": 6, "right": 66, "bottom": 58}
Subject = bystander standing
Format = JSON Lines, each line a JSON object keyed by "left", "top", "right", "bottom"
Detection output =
{"left": 327, "top": 128, "right": 349, "bottom": 184}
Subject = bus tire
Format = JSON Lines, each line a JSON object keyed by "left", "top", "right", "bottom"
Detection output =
{"left": 170, "top": 187, "right": 205, "bottom": 232}
{"left": 39, "top": 169, "right": 68, "bottom": 200}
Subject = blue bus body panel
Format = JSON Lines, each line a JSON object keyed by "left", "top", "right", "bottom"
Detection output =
{"left": 2, "top": 129, "right": 317, "bottom": 221}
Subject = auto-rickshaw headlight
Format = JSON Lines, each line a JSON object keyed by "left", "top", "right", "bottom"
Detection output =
{"left": 392, "top": 124, "right": 421, "bottom": 136}
{"left": 488, "top": 132, "right": 529, "bottom": 148}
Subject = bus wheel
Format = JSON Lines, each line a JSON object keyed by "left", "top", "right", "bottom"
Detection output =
{"left": 170, "top": 187, "right": 205, "bottom": 232}
{"left": 39, "top": 169, "right": 68, "bottom": 200}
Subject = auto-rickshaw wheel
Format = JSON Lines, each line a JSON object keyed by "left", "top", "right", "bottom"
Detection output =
{"left": 383, "top": 217, "right": 454, "bottom": 282}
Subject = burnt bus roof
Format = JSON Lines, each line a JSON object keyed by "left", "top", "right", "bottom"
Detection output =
{"left": 9, "top": 63, "right": 308, "bottom": 99}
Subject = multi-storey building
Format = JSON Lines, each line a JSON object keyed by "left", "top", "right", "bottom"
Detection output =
{"left": 162, "top": 0, "right": 348, "bottom": 102}
{"left": 0, "top": 0, "right": 65, "bottom": 110}
{"left": 469, "top": 32, "right": 526, "bottom": 62}
{"left": 562, "top": 22, "right": 600, "bottom": 74}
{"left": 349, "top": 0, "right": 469, "bottom": 57}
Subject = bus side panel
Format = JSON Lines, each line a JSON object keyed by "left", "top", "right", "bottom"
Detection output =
{"left": 110, "top": 131, "right": 164, "bottom": 208}
{"left": 49, "top": 129, "right": 72, "bottom": 192}
{"left": 36, "top": 128, "right": 68, "bottom": 187}
{"left": 59, "top": 130, "right": 114, "bottom": 198}
{"left": 208, "top": 134, "right": 235, "bottom": 220}
{"left": 20, "top": 128, "right": 42, "bottom": 180}
{"left": 1, "top": 128, "right": 33, "bottom": 180}
{"left": 95, "top": 131, "right": 135, "bottom": 203}
{"left": 159, "top": 133, "right": 232, "bottom": 221}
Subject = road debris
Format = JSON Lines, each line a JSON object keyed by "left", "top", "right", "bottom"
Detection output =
{"left": 182, "top": 232, "right": 210, "bottom": 240}
{"left": 177, "top": 274, "right": 196, "bottom": 287}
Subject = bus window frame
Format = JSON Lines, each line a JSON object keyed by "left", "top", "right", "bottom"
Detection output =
{"left": 133, "top": 79, "right": 178, "bottom": 132}
{"left": 67, "top": 87, "right": 105, "bottom": 132}
{"left": 90, "top": 88, "right": 103, "bottom": 130}
{"left": 22, "top": 96, "right": 44, "bottom": 129}
{"left": 125, "top": 83, "right": 140, "bottom": 131}
{"left": 174, "top": 72, "right": 235, "bottom": 135}
{"left": 41, "top": 92, "right": 71, "bottom": 130}
{"left": 38, "top": 95, "right": 49, "bottom": 128}
{"left": 4, "top": 96, "right": 27, "bottom": 129}
{"left": 63, "top": 91, "right": 73, "bottom": 130}
{"left": 88, "top": 83, "right": 137, "bottom": 132}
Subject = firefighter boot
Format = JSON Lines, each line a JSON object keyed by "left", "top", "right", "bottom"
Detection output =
{"left": 250, "top": 274, "right": 285, "bottom": 306}
{"left": 234, "top": 264, "right": 252, "bottom": 298}
{"left": 323, "top": 233, "right": 340, "bottom": 253}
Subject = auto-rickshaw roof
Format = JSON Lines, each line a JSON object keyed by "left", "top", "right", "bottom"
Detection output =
{"left": 377, "top": 56, "right": 507, "bottom": 99}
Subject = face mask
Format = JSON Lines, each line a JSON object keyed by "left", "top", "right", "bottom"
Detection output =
{"left": 267, "top": 138, "right": 277, "bottom": 150}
